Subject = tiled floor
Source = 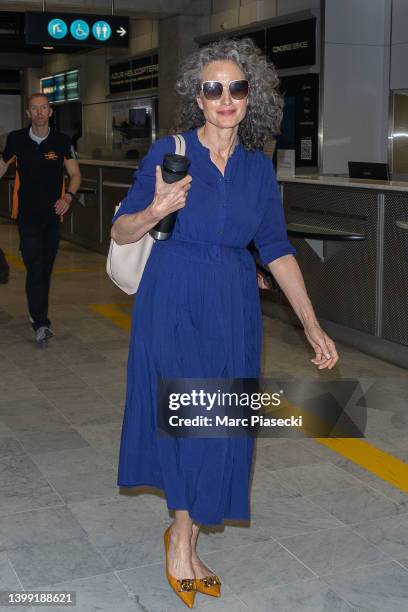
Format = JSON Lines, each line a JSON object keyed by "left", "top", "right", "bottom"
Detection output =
{"left": 1, "top": 219, "right": 408, "bottom": 611}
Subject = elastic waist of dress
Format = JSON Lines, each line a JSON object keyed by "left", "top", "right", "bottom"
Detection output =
{"left": 153, "top": 238, "right": 253, "bottom": 266}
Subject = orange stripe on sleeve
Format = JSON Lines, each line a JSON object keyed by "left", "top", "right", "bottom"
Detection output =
{"left": 9, "top": 156, "right": 20, "bottom": 220}
{"left": 60, "top": 159, "right": 67, "bottom": 223}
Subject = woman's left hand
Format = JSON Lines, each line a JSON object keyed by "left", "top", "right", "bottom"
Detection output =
{"left": 256, "top": 271, "right": 270, "bottom": 290}
{"left": 304, "top": 323, "right": 339, "bottom": 370}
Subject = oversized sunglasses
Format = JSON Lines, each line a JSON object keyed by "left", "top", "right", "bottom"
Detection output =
{"left": 201, "top": 79, "right": 249, "bottom": 101}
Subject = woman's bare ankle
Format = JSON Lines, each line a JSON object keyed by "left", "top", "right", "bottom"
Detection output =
{"left": 170, "top": 523, "right": 193, "bottom": 547}
{"left": 190, "top": 523, "right": 200, "bottom": 549}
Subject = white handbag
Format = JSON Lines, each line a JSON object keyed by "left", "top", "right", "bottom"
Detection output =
{"left": 106, "top": 134, "right": 186, "bottom": 295}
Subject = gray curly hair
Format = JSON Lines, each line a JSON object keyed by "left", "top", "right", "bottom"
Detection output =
{"left": 174, "top": 37, "right": 283, "bottom": 151}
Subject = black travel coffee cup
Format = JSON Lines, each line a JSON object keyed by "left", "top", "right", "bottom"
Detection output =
{"left": 149, "top": 153, "right": 191, "bottom": 241}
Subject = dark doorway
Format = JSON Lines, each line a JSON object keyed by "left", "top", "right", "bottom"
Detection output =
{"left": 51, "top": 101, "right": 82, "bottom": 150}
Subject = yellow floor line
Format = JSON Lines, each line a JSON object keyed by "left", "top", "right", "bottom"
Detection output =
{"left": 92, "top": 301, "right": 408, "bottom": 494}
{"left": 90, "top": 303, "right": 131, "bottom": 331}
{"left": 316, "top": 437, "right": 408, "bottom": 493}
{"left": 4, "top": 252, "right": 25, "bottom": 271}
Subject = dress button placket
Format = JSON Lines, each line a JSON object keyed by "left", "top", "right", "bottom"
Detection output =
{"left": 219, "top": 176, "right": 227, "bottom": 238}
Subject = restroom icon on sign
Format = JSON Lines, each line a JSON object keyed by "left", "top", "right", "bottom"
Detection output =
{"left": 92, "top": 21, "right": 112, "bottom": 41}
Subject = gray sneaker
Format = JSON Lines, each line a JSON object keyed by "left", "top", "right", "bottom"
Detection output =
{"left": 35, "top": 326, "right": 54, "bottom": 343}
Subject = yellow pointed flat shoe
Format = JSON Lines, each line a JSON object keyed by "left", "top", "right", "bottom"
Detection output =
{"left": 195, "top": 573, "right": 221, "bottom": 597}
{"left": 164, "top": 526, "right": 196, "bottom": 608}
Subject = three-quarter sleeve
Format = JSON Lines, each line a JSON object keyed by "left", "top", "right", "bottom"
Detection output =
{"left": 253, "top": 157, "right": 296, "bottom": 266}
{"left": 112, "top": 136, "right": 174, "bottom": 224}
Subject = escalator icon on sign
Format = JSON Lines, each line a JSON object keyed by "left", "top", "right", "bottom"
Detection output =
{"left": 92, "top": 21, "right": 112, "bottom": 41}
{"left": 48, "top": 18, "right": 68, "bottom": 40}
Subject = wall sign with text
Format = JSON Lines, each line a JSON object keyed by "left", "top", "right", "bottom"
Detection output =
{"left": 267, "top": 18, "right": 316, "bottom": 69}
{"left": 109, "top": 55, "right": 158, "bottom": 94}
{"left": 25, "top": 12, "right": 129, "bottom": 47}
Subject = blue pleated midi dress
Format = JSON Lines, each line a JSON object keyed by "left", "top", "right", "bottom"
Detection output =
{"left": 114, "top": 128, "right": 296, "bottom": 525}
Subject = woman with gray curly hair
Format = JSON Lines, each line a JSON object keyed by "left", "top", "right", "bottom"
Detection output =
{"left": 112, "top": 37, "right": 338, "bottom": 608}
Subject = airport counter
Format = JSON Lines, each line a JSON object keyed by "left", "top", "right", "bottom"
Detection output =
{"left": 61, "top": 159, "right": 136, "bottom": 255}
{"left": 270, "top": 175, "right": 408, "bottom": 367}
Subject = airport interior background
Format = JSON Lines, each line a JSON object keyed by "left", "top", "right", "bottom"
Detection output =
{"left": 1, "top": 1, "right": 408, "bottom": 611}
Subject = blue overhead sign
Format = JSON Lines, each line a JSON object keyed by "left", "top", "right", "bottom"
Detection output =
{"left": 25, "top": 12, "right": 129, "bottom": 47}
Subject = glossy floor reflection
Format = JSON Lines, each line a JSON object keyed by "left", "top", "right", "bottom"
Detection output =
{"left": 0, "top": 220, "right": 408, "bottom": 611}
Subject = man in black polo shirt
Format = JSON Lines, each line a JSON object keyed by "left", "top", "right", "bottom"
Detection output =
{"left": 0, "top": 93, "right": 81, "bottom": 343}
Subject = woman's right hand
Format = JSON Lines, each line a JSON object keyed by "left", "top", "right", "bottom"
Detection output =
{"left": 149, "top": 165, "right": 192, "bottom": 221}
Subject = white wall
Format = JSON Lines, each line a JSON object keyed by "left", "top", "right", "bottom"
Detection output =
{"left": 0, "top": 95, "right": 21, "bottom": 150}
{"left": 322, "top": 0, "right": 391, "bottom": 174}
{"left": 390, "top": 0, "right": 408, "bottom": 90}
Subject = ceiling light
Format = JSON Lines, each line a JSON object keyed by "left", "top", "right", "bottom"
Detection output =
{"left": 43, "top": 46, "right": 54, "bottom": 50}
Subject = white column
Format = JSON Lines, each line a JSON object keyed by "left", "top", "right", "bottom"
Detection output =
{"left": 321, "top": 0, "right": 391, "bottom": 174}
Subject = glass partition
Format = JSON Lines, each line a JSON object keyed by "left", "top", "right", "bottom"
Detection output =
{"left": 80, "top": 96, "right": 157, "bottom": 161}
{"left": 390, "top": 90, "right": 408, "bottom": 178}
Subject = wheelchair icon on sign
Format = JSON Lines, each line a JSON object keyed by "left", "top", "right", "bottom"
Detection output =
{"left": 70, "top": 20, "right": 90, "bottom": 41}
